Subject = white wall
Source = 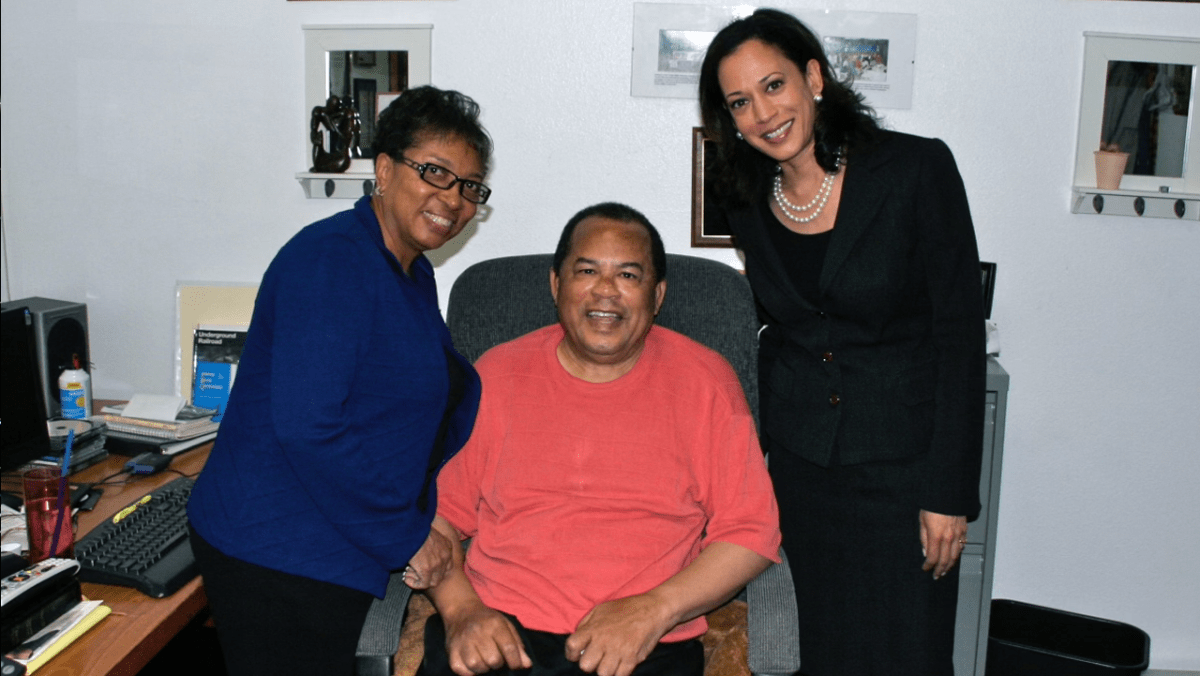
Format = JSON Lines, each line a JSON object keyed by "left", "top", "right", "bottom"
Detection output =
{"left": 2, "top": 0, "right": 1197, "bottom": 668}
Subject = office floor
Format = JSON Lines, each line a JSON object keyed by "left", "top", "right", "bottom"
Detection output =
{"left": 136, "top": 609, "right": 226, "bottom": 676}
{"left": 127, "top": 605, "right": 1198, "bottom": 676}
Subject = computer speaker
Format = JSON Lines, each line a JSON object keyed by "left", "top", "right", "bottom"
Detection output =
{"left": 0, "top": 297, "right": 91, "bottom": 419}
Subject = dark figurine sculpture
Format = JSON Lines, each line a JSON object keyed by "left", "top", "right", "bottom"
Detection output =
{"left": 310, "top": 94, "right": 364, "bottom": 173}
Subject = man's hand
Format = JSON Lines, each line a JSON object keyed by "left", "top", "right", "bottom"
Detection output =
{"left": 404, "top": 528, "right": 454, "bottom": 589}
{"left": 424, "top": 516, "right": 532, "bottom": 676}
{"left": 565, "top": 594, "right": 674, "bottom": 676}
{"left": 562, "top": 542, "right": 771, "bottom": 676}
{"left": 919, "top": 509, "right": 968, "bottom": 580}
{"left": 441, "top": 602, "right": 532, "bottom": 676}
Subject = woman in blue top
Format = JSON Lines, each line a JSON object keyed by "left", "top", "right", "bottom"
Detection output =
{"left": 187, "top": 86, "right": 491, "bottom": 675}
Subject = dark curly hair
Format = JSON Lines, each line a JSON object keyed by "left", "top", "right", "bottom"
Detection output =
{"left": 698, "top": 8, "right": 880, "bottom": 205}
{"left": 552, "top": 202, "right": 667, "bottom": 284}
{"left": 372, "top": 85, "right": 493, "bottom": 176}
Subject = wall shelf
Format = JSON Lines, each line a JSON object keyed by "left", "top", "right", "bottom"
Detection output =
{"left": 296, "top": 171, "right": 375, "bottom": 199}
{"left": 1071, "top": 188, "right": 1199, "bottom": 220}
{"left": 298, "top": 26, "right": 431, "bottom": 200}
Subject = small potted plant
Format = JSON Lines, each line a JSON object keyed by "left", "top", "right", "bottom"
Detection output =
{"left": 1094, "top": 142, "right": 1130, "bottom": 190}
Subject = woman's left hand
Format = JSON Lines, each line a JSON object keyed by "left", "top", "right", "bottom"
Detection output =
{"left": 403, "top": 528, "right": 455, "bottom": 589}
{"left": 919, "top": 509, "right": 968, "bottom": 580}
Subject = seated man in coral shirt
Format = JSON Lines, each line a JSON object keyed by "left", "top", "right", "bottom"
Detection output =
{"left": 422, "top": 203, "right": 781, "bottom": 676}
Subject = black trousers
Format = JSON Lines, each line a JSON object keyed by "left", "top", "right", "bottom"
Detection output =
{"left": 769, "top": 450, "right": 959, "bottom": 676}
{"left": 420, "top": 613, "right": 704, "bottom": 676}
{"left": 190, "top": 525, "right": 375, "bottom": 676}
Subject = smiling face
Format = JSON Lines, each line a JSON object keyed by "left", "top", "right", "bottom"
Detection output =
{"left": 550, "top": 216, "right": 666, "bottom": 383}
{"left": 372, "top": 133, "right": 483, "bottom": 272}
{"left": 717, "top": 38, "right": 824, "bottom": 167}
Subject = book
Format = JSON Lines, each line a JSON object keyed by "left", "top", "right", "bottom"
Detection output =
{"left": 192, "top": 325, "right": 248, "bottom": 422}
{"left": 100, "top": 401, "right": 217, "bottom": 420}
{"left": 97, "top": 418, "right": 219, "bottom": 441}
{"left": 104, "top": 431, "right": 218, "bottom": 457}
{"left": 160, "top": 431, "right": 218, "bottom": 455}
{"left": 102, "top": 432, "right": 164, "bottom": 457}
{"left": 4, "top": 600, "right": 110, "bottom": 673}
{"left": 97, "top": 417, "right": 218, "bottom": 440}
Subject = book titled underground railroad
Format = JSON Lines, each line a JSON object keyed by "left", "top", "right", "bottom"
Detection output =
{"left": 192, "top": 325, "right": 248, "bottom": 422}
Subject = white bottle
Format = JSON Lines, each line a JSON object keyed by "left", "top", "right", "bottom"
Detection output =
{"left": 58, "top": 353, "right": 92, "bottom": 419}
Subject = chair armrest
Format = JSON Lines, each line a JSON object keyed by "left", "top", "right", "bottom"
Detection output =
{"left": 356, "top": 571, "right": 414, "bottom": 676}
{"left": 747, "top": 547, "right": 801, "bottom": 676}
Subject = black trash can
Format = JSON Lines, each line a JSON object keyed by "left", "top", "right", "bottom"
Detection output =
{"left": 987, "top": 599, "right": 1150, "bottom": 675}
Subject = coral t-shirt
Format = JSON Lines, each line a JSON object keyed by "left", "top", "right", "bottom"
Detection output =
{"left": 436, "top": 324, "right": 781, "bottom": 641}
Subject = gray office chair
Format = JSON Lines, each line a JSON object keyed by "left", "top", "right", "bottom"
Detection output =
{"left": 356, "top": 254, "right": 800, "bottom": 676}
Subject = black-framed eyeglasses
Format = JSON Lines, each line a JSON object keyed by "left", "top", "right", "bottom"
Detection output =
{"left": 399, "top": 157, "right": 491, "bottom": 204}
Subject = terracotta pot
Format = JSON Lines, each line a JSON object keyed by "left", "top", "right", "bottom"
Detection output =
{"left": 1094, "top": 151, "right": 1130, "bottom": 190}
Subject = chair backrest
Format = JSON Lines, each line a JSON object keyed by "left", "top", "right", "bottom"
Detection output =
{"left": 441, "top": 254, "right": 800, "bottom": 676}
{"left": 446, "top": 253, "right": 760, "bottom": 422}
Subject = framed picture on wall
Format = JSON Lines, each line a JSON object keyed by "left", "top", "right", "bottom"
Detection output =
{"left": 633, "top": 4, "right": 917, "bottom": 109}
{"left": 299, "top": 26, "right": 430, "bottom": 198}
{"left": 1072, "top": 32, "right": 1200, "bottom": 195}
{"left": 981, "top": 262, "right": 997, "bottom": 319}
{"left": 691, "top": 127, "right": 733, "bottom": 248}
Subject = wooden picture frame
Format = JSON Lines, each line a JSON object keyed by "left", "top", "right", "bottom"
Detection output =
{"left": 691, "top": 127, "right": 734, "bottom": 248}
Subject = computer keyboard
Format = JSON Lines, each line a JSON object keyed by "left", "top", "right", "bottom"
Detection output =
{"left": 74, "top": 477, "right": 197, "bottom": 598}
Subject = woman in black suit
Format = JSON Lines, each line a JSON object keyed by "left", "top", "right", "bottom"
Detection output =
{"left": 698, "top": 10, "right": 985, "bottom": 675}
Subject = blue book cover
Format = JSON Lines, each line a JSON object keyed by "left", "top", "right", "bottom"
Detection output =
{"left": 192, "top": 325, "right": 248, "bottom": 422}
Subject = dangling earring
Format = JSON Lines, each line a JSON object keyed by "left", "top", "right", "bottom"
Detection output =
{"left": 372, "top": 183, "right": 384, "bottom": 197}
{"left": 736, "top": 131, "right": 744, "bottom": 140}
{"left": 814, "top": 94, "right": 823, "bottom": 104}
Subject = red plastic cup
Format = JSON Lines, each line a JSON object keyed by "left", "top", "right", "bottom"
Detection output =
{"left": 22, "top": 467, "right": 75, "bottom": 562}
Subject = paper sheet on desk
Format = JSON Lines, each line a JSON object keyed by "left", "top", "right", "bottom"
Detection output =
{"left": 119, "top": 394, "right": 186, "bottom": 422}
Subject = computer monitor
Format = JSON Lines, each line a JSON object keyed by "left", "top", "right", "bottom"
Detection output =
{"left": 2, "top": 306, "right": 52, "bottom": 472}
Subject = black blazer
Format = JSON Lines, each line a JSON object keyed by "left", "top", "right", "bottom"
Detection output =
{"left": 717, "top": 131, "right": 986, "bottom": 519}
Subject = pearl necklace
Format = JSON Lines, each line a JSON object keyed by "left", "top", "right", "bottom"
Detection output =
{"left": 773, "top": 170, "right": 837, "bottom": 224}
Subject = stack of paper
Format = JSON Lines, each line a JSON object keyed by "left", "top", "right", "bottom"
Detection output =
{"left": 97, "top": 395, "right": 219, "bottom": 441}
{"left": 96, "top": 395, "right": 219, "bottom": 457}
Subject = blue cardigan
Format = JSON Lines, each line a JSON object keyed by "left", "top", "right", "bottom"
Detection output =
{"left": 188, "top": 196, "right": 481, "bottom": 598}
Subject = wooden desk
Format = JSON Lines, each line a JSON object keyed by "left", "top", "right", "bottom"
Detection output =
{"left": 34, "top": 445, "right": 211, "bottom": 676}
